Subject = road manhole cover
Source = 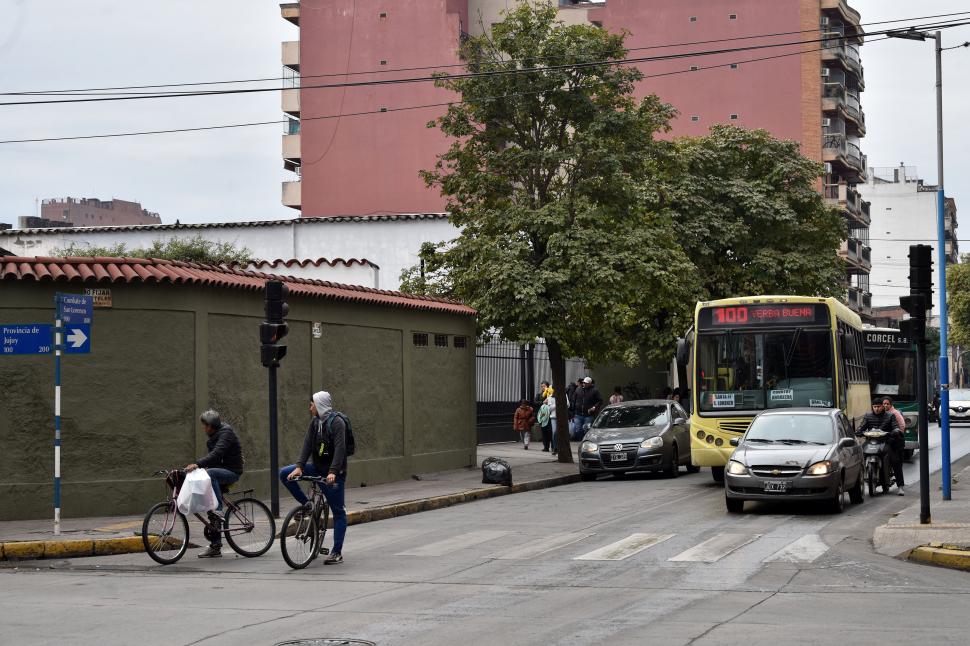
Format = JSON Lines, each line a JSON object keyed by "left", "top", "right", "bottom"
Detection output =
{"left": 276, "top": 640, "right": 376, "bottom": 646}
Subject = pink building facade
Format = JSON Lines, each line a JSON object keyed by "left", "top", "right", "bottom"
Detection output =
{"left": 39, "top": 197, "right": 162, "bottom": 227}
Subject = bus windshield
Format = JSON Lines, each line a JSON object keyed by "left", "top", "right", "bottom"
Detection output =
{"left": 865, "top": 347, "right": 916, "bottom": 402}
{"left": 696, "top": 329, "right": 835, "bottom": 413}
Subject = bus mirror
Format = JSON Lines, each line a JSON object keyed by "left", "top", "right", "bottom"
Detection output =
{"left": 841, "top": 332, "right": 856, "bottom": 359}
{"left": 676, "top": 337, "right": 691, "bottom": 367}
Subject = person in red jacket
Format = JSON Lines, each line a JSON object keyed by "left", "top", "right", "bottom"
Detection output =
{"left": 513, "top": 400, "right": 536, "bottom": 450}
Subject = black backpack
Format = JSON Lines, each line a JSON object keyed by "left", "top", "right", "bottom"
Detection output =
{"left": 316, "top": 412, "right": 356, "bottom": 458}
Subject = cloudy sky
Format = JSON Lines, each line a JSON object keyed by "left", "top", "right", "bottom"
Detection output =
{"left": 0, "top": 0, "right": 967, "bottom": 233}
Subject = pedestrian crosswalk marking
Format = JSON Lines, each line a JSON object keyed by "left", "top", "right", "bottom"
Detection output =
{"left": 764, "top": 534, "right": 830, "bottom": 563}
{"left": 395, "top": 530, "right": 509, "bottom": 556}
{"left": 668, "top": 533, "right": 761, "bottom": 563}
{"left": 573, "top": 533, "right": 675, "bottom": 561}
{"left": 494, "top": 532, "right": 595, "bottom": 560}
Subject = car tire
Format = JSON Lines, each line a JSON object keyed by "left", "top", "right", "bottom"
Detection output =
{"left": 848, "top": 468, "right": 864, "bottom": 504}
{"left": 664, "top": 445, "right": 679, "bottom": 478}
{"left": 686, "top": 463, "right": 701, "bottom": 474}
{"left": 829, "top": 475, "right": 845, "bottom": 514}
{"left": 579, "top": 471, "right": 597, "bottom": 482}
{"left": 711, "top": 466, "right": 725, "bottom": 484}
{"left": 725, "top": 497, "right": 744, "bottom": 513}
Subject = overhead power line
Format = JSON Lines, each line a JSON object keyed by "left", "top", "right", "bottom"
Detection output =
{"left": 1, "top": 19, "right": 968, "bottom": 108}
{"left": 4, "top": 10, "right": 969, "bottom": 96}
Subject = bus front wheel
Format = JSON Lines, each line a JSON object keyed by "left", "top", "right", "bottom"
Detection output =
{"left": 712, "top": 466, "right": 725, "bottom": 484}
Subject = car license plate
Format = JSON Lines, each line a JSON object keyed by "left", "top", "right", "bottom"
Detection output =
{"left": 610, "top": 452, "right": 627, "bottom": 462}
{"left": 763, "top": 480, "right": 790, "bottom": 492}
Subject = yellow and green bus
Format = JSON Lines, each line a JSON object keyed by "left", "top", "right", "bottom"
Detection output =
{"left": 681, "top": 296, "right": 871, "bottom": 483}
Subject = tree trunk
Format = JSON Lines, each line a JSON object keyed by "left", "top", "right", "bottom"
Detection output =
{"left": 546, "top": 338, "right": 574, "bottom": 464}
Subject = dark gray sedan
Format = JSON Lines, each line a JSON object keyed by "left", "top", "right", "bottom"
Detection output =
{"left": 724, "top": 408, "right": 864, "bottom": 513}
{"left": 579, "top": 400, "right": 697, "bottom": 480}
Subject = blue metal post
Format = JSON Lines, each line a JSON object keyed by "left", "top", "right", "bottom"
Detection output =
{"left": 54, "top": 294, "right": 62, "bottom": 534}
{"left": 933, "top": 32, "right": 951, "bottom": 500}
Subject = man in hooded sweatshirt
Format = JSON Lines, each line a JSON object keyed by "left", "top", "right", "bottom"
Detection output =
{"left": 279, "top": 391, "right": 348, "bottom": 564}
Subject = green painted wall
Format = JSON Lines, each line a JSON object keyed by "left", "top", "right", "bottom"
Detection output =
{"left": 0, "top": 279, "right": 476, "bottom": 520}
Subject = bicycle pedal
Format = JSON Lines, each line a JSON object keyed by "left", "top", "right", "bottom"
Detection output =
{"left": 319, "top": 547, "right": 330, "bottom": 555}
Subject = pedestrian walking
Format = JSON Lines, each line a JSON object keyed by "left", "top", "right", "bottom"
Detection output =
{"left": 547, "top": 394, "right": 558, "bottom": 455}
{"left": 609, "top": 386, "right": 624, "bottom": 405}
{"left": 513, "top": 399, "right": 536, "bottom": 449}
{"left": 571, "top": 377, "right": 603, "bottom": 441}
{"left": 537, "top": 397, "right": 552, "bottom": 452}
{"left": 279, "top": 391, "right": 349, "bottom": 564}
{"left": 566, "top": 378, "right": 581, "bottom": 439}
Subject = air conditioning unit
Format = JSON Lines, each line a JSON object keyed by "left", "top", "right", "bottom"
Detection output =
{"left": 820, "top": 16, "right": 830, "bottom": 27}
{"left": 824, "top": 163, "right": 833, "bottom": 174}
{"left": 822, "top": 118, "right": 832, "bottom": 127}
{"left": 821, "top": 68, "right": 831, "bottom": 78}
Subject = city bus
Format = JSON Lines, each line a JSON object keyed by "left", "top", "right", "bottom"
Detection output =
{"left": 863, "top": 327, "right": 919, "bottom": 460}
{"left": 680, "top": 296, "right": 871, "bottom": 483}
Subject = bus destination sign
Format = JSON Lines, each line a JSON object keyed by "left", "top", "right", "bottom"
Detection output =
{"left": 700, "top": 303, "right": 829, "bottom": 328}
{"left": 864, "top": 330, "right": 912, "bottom": 348}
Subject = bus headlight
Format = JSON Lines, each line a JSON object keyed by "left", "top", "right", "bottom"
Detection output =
{"left": 640, "top": 437, "right": 663, "bottom": 449}
{"left": 806, "top": 460, "right": 833, "bottom": 476}
{"left": 580, "top": 441, "right": 597, "bottom": 453}
{"left": 726, "top": 460, "right": 748, "bottom": 476}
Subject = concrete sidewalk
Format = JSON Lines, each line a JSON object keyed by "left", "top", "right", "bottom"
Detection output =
{"left": 874, "top": 463, "right": 970, "bottom": 569}
{"left": 0, "top": 442, "right": 580, "bottom": 561}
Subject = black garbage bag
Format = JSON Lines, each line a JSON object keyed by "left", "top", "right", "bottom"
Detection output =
{"left": 481, "top": 457, "right": 512, "bottom": 486}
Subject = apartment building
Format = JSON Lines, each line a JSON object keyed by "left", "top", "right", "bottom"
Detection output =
{"left": 863, "top": 164, "right": 958, "bottom": 321}
{"left": 37, "top": 197, "right": 162, "bottom": 228}
{"left": 279, "top": 0, "right": 871, "bottom": 314}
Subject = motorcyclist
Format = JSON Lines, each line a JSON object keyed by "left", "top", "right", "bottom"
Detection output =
{"left": 857, "top": 398, "right": 905, "bottom": 495}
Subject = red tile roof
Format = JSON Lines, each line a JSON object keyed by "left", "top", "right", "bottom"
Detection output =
{"left": 243, "top": 257, "right": 379, "bottom": 270}
{"left": 1, "top": 256, "right": 474, "bottom": 316}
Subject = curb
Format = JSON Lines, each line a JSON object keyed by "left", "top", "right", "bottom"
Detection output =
{"left": 906, "top": 542, "right": 970, "bottom": 571}
{"left": 0, "top": 472, "right": 580, "bottom": 562}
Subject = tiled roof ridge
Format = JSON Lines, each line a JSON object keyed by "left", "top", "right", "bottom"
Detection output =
{"left": 1, "top": 255, "right": 473, "bottom": 315}
{"left": 242, "top": 257, "right": 380, "bottom": 270}
{"left": 0, "top": 213, "right": 450, "bottom": 236}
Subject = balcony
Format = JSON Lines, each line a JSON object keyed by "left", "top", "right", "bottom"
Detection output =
{"left": 823, "top": 132, "right": 867, "bottom": 181}
{"left": 282, "top": 180, "right": 301, "bottom": 211}
{"left": 280, "top": 2, "right": 299, "bottom": 26}
{"left": 282, "top": 133, "right": 300, "bottom": 172}
{"left": 840, "top": 238, "right": 872, "bottom": 274}
{"left": 821, "top": 0, "right": 862, "bottom": 31}
{"left": 822, "top": 30, "right": 864, "bottom": 80}
{"left": 282, "top": 41, "right": 299, "bottom": 72}
{"left": 824, "top": 182, "right": 871, "bottom": 227}
{"left": 822, "top": 82, "right": 865, "bottom": 135}
{"left": 846, "top": 287, "right": 873, "bottom": 315}
{"left": 282, "top": 87, "right": 300, "bottom": 117}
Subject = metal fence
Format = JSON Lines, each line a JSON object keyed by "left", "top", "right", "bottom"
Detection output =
{"left": 475, "top": 338, "right": 587, "bottom": 444}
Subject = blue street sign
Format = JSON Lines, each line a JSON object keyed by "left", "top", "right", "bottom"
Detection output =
{"left": 57, "top": 293, "right": 93, "bottom": 325}
{"left": 1, "top": 324, "right": 53, "bottom": 355}
{"left": 63, "top": 324, "right": 91, "bottom": 355}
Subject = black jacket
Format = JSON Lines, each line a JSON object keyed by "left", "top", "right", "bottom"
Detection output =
{"left": 566, "top": 383, "right": 578, "bottom": 415}
{"left": 197, "top": 423, "right": 244, "bottom": 475}
{"left": 573, "top": 386, "right": 603, "bottom": 416}
{"left": 297, "top": 414, "right": 348, "bottom": 475}
{"left": 860, "top": 411, "right": 904, "bottom": 450}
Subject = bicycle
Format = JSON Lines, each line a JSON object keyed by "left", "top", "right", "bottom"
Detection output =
{"left": 141, "top": 469, "right": 276, "bottom": 565}
{"left": 279, "top": 475, "right": 332, "bottom": 570}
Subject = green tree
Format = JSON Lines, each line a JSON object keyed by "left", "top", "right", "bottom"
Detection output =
{"left": 420, "top": 3, "right": 696, "bottom": 462}
{"left": 664, "top": 125, "right": 847, "bottom": 300}
{"left": 947, "top": 258, "right": 970, "bottom": 348}
{"left": 54, "top": 235, "right": 253, "bottom": 265}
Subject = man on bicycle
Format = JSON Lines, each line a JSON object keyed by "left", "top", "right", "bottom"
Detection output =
{"left": 185, "top": 409, "right": 245, "bottom": 558}
{"left": 279, "top": 391, "right": 348, "bottom": 565}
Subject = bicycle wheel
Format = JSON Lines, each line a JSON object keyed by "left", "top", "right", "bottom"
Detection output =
{"left": 142, "top": 501, "right": 189, "bottom": 565}
{"left": 280, "top": 505, "right": 318, "bottom": 569}
{"left": 223, "top": 497, "right": 276, "bottom": 557}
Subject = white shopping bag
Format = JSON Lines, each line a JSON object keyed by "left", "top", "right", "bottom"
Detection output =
{"left": 176, "top": 469, "right": 219, "bottom": 515}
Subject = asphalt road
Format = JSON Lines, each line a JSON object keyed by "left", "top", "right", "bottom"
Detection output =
{"left": 4, "top": 431, "right": 970, "bottom": 646}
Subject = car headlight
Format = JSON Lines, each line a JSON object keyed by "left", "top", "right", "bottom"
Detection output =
{"left": 580, "top": 441, "right": 598, "bottom": 453}
{"left": 640, "top": 437, "right": 663, "bottom": 449}
{"left": 726, "top": 460, "right": 748, "bottom": 475}
{"left": 806, "top": 460, "right": 833, "bottom": 476}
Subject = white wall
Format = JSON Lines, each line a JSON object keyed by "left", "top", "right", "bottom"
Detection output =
{"left": 243, "top": 259, "right": 380, "bottom": 288}
{"left": 0, "top": 217, "right": 459, "bottom": 291}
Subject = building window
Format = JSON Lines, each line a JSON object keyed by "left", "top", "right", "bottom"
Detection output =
{"left": 454, "top": 336, "right": 468, "bottom": 349}
{"left": 689, "top": 16, "right": 698, "bottom": 22}
{"left": 730, "top": 114, "right": 739, "bottom": 120}
{"left": 730, "top": 63, "right": 739, "bottom": 69}
{"left": 380, "top": 107, "right": 388, "bottom": 112}
{"left": 379, "top": 12, "right": 387, "bottom": 18}
{"left": 691, "top": 116, "right": 700, "bottom": 122}
{"left": 434, "top": 334, "right": 449, "bottom": 348}
{"left": 413, "top": 333, "right": 428, "bottom": 347}
{"left": 729, "top": 13, "right": 738, "bottom": 20}
{"left": 689, "top": 65, "right": 699, "bottom": 71}
{"left": 380, "top": 59, "right": 387, "bottom": 65}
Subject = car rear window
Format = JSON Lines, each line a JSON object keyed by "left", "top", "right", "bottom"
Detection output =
{"left": 746, "top": 414, "right": 835, "bottom": 444}
{"left": 593, "top": 405, "right": 668, "bottom": 429}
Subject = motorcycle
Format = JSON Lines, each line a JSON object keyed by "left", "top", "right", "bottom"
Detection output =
{"left": 860, "top": 430, "right": 895, "bottom": 496}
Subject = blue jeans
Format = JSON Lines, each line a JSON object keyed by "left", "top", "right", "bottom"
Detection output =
{"left": 572, "top": 415, "right": 593, "bottom": 440}
{"left": 279, "top": 463, "right": 347, "bottom": 555}
{"left": 205, "top": 468, "right": 240, "bottom": 511}
{"left": 550, "top": 418, "right": 558, "bottom": 451}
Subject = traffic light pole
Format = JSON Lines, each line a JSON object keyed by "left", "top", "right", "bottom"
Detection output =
{"left": 268, "top": 363, "right": 280, "bottom": 518}
{"left": 916, "top": 332, "right": 932, "bottom": 524}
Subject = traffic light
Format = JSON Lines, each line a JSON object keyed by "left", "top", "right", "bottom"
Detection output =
{"left": 261, "top": 281, "right": 289, "bottom": 367}
{"left": 908, "top": 244, "right": 934, "bottom": 311}
{"left": 899, "top": 294, "right": 927, "bottom": 318}
{"left": 899, "top": 317, "right": 925, "bottom": 342}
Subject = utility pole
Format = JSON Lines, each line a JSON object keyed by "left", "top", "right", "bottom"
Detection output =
{"left": 260, "top": 281, "right": 289, "bottom": 518}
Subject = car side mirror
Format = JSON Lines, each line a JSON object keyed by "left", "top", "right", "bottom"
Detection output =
{"left": 674, "top": 417, "right": 687, "bottom": 426}
{"left": 839, "top": 437, "right": 856, "bottom": 449}
{"left": 729, "top": 438, "right": 740, "bottom": 447}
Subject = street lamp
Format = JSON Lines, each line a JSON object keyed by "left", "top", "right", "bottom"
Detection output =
{"left": 885, "top": 28, "right": 952, "bottom": 501}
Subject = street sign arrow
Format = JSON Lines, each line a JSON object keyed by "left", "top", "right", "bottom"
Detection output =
{"left": 63, "top": 324, "right": 91, "bottom": 355}
{"left": 67, "top": 328, "right": 87, "bottom": 349}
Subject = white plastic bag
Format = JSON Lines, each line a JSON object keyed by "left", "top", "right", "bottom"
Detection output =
{"left": 176, "top": 469, "right": 218, "bottom": 515}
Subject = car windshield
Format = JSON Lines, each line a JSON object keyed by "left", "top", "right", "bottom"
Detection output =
{"left": 696, "top": 329, "right": 835, "bottom": 413}
{"left": 745, "top": 415, "right": 835, "bottom": 445}
{"left": 866, "top": 347, "right": 916, "bottom": 402}
{"left": 593, "top": 405, "right": 668, "bottom": 429}
{"left": 950, "top": 389, "right": 970, "bottom": 401}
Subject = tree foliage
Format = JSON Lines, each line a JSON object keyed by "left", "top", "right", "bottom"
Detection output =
{"left": 54, "top": 235, "right": 254, "bottom": 265}
{"left": 663, "top": 125, "right": 847, "bottom": 301}
{"left": 947, "top": 257, "right": 970, "bottom": 348}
